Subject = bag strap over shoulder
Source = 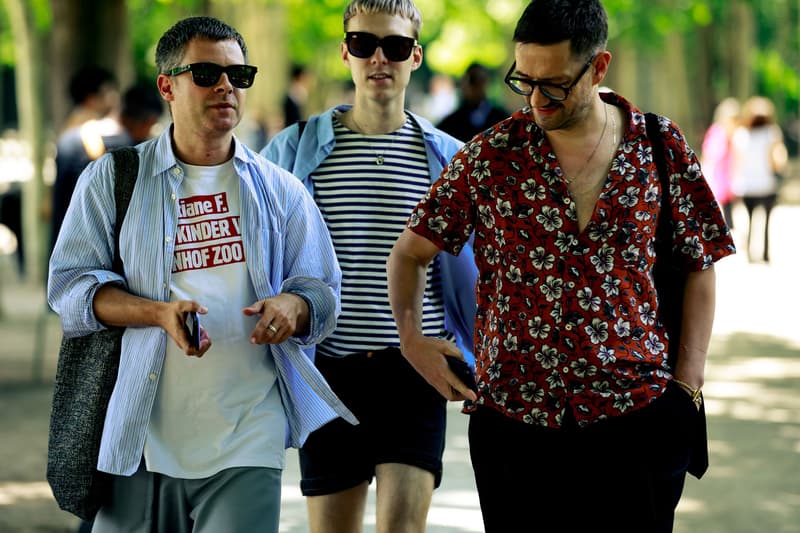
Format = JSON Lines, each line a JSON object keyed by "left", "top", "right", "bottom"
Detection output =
{"left": 645, "top": 112, "right": 684, "bottom": 362}
{"left": 645, "top": 112, "right": 671, "bottom": 246}
{"left": 110, "top": 147, "right": 139, "bottom": 276}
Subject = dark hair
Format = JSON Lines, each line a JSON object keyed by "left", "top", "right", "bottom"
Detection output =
{"left": 741, "top": 96, "right": 776, "bottom": 129}
{"left": 513, "top": 0, "right": 608, "bottom": 60}
{"left": 290, "top": 63, "right": 307, "bottom": 80}
{"left": 155, "top": 16, "right": 248, "bottom": 74}
{"left": 68, "top": 65, "right": 117, "bottom": 105}
{"left": 465, "top": 62, "right": 490, "bottom": 85}
{"left": 120, "top": 82, "right": 164, "bottom": 121}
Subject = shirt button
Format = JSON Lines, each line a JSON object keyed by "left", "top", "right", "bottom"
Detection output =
{"left": 165, "top": 236, "right": 171, "bottom": 243}
{"left": 171, "top": 193, "right": 176, "bottom": 200}
{"left": 172, "top": 168, "right": 181, "bottom": 175}
{"left": 563, "top": 197, "right": 570, "bottom": 204}
{"left": 563, "top": 366, "right": 569, "bottom": 374}
{"left": 148, "top": 373, "right": 157, "bottom": 381}
{"left": 565, "top": 324, "right": 573, "bottom": 330}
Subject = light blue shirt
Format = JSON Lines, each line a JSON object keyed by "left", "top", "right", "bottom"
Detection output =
{"left": 48, "top": 127, "right": 357, "bottom": 476}
{"left": 262, "top": 105, "right": 479, "bottom": 364}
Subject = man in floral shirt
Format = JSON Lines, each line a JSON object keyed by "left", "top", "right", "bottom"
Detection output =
{"left": 387, "top": 0, "right": 735, "bottom": 531}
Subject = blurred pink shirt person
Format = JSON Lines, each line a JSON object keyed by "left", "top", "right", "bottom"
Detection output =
{"left": 701, "top": 97, "right": 739, "bottom": 225}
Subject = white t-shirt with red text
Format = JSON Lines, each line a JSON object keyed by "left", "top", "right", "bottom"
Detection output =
{"left": 144, "top": 159, "right": 286, "bottom": 478}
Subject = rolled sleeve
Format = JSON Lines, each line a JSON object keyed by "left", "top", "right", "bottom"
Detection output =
{"left": 281, "top": 276, "right": 338, "bottom": 346}
{"left": 51, "top": 270, "right": 126, "bottom": 337}
{"left": 47, "top": 154, "right": 125, "bottom": 337}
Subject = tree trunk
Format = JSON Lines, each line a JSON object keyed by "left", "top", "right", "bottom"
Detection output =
{"left": 730, "top": 0, "right": 755, "bottom": 102}
{"left": 661, "top": 33, "right": 695, "bottom": 146}
{"left": 216, "top": 0, "right": 288, "bottom": 143}
{"left": 50, "top": 0, "right": 130, "bottom": 131}
{"left": 2, "top": 0, "right": 47, "bottom": 283}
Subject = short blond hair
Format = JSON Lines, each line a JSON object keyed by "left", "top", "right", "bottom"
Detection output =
{"left": 343, "top": 0, "right": 422, "bottom": 38}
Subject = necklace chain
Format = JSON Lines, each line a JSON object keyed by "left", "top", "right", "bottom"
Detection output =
{"left": 349, "top": 112, "right": 402, "bottom": 166}
{"left": 563, "top": 104, "right": 609, "bottom": 185}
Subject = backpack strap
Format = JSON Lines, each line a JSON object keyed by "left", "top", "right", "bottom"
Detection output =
{"left": 109, "top": 147, "right": 139, "bottom": 276}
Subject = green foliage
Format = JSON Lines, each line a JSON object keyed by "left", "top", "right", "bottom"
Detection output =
{"left": 0, "top": 6, "right": 11, "bottom": 65}
{"left": 283, "top": 0, "right": 350, "bottom": 80}
{"left": 603, "top": 0, "right": 717, "bottom": 45}
{"left": 0, "top": 0, "right": 796, "bottom": 119}
{"left": 277, "top": 0, "right": 525, "bottom": 80}
{"left": 126, "top": 0, "right": 212, "bottom": 77}
{"left": 756, "top": 50, "right": 798, "bottom": 101}
{"left": 0, "top": 0, "right": 51, "bottom": 65}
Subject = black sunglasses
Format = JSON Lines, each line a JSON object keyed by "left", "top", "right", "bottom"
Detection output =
{"left": 505, "top": 55, "right": 596, "bottom": 101}
{"left": 165, "top": 62, "right": 258, "bottom": 89}
{"left": 344, "top": 31, "right": 417, "bottom": 62}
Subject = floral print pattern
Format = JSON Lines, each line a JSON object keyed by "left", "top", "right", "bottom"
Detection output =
{"left": 409, "top": 93, "right": 735, "bottom": 427}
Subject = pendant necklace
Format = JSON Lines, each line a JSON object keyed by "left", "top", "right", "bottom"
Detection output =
{"left": 349, "top": 113, "right": 401, "bottom": 166}
{"left": 563, "top": 104, "right": 609, "bottom": 185}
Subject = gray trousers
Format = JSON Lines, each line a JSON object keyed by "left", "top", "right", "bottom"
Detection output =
{"left": 92, "top": 461, "right": 282, "bottom": 533}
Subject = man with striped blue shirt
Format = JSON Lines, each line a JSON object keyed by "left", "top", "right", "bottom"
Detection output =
{"left": 48, "top": 16, "right": 354, "bottom": 532}
{"left": 262, "top": 1, "right": 478, "bottom": 531}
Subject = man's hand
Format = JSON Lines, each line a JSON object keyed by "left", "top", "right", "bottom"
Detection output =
{"left": 401, "top": 335, "right": 478, "bottom": 402}
{"left": 243, "top": 293, "right": 309, "bottom": 345}
{"left": 160, "top": 301, "right": 212, "bottom": 357}
{"left": 93, "top": 285, "right": 212, "bottom": 357}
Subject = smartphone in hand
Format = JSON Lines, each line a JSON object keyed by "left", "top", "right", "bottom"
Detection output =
{"left": 445, "top": 355, "right": 478, "bottom": 393}
{"left": 186, "top": 311, "right": 200, "bottom": 349}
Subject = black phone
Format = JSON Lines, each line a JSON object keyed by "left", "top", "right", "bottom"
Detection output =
{"left": 186, "top": 311, "right": 200, "bottom": 349}
{"left": 445, "top": 355, "right": 478, "bottom": 393}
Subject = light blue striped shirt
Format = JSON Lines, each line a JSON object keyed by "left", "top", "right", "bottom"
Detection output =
{"left": 48, "top": 127, "right": 357, "bottom": 476}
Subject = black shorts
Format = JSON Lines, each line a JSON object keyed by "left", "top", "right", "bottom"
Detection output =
{"left": 299, "top": 347, "right": 447, "bottom": 496}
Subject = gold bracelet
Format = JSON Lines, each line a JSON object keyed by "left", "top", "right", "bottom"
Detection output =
{"left": 672, "top": 377, "right": 703, "bottom": 405}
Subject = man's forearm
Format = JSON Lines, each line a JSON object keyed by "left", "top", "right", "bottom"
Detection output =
{"left": 674, "top": 266, "right": 716, "bottom": 388}
{"left": 387, "top": 253, "right": 428, "bottom": 346}
{"left": 387, "top": 229, "right": 443, "bottom": 345}
{"left": 93, "top": 285, "right": 166, "bottom": 329}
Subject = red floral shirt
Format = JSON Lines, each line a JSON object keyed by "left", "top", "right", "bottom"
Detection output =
{"left": 409, "top": 93, "right": 735, "bottom": 427}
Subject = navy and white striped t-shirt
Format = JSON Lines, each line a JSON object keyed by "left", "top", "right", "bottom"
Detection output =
{"left": 312, "top": 113, "right": 453, "bottom": 357}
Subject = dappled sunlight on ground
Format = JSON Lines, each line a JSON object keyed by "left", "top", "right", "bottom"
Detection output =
{"left": 0, "top": 481, "right": 53, "bottom": 506}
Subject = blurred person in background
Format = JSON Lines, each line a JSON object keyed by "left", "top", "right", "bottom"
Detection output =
{"left": 50, "top": 82, "right": 164, "bottom": 253}
{"left": 261, "top": 1, "right": 477, "bottom": 531}
{"left": 731, "top": 95, "right": 788, "bottom": 263}
{"left": 2, "top": 66, "right": 118, "bottom": 275}
{"left": 701, "top": 97, "right": 740, "bottom": 228}
{"left": 283, "top": 63, "right": 313, "bottom": 128}
{"left": 416, "top": 72, "right": 457, "bottom": 124}
{"left": 59, "top": 65, "right": 119, "bottom": 133}
{"left": 436, "top": 62, "right": 509, "bottom": 142}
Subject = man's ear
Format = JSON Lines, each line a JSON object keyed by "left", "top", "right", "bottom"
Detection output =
{"left": 341, "top": 41, "right": 351, "bottom": 68}
{"left": 592, "top": 50, "right": 612, "bottom": 86}
{"left": 157, "top": 74, "right": 175, "bottom": 102}
{"left": 410, "top": 44, "right": 423, "bottom": 72}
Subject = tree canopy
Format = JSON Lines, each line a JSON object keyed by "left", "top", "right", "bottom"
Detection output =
{"left": 0, "top": 0, "right": 797, "bottom": 282}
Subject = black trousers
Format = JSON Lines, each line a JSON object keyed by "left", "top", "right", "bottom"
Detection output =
{"left": 741, "top": 193, "right": 778, "bottom": 262}
{"left": 469, "top": 382, "right": 698, "bottom": 533}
